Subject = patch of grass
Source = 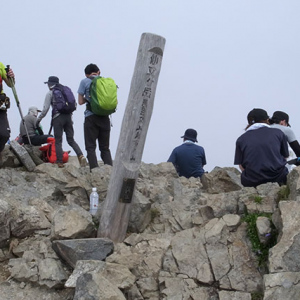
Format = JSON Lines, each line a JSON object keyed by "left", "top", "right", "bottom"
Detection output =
{"left": 150, "top": 208, "right": 160, "bottom": 222}
{"left": 251, "top": 292, "right": 264, "bottom": 300}
{"left": 254, "top": 196, "right": 263, "bottom": 204}
{"left": 277, "top": 185, "right": 290, "bottom": 202}
{"left": 242, "top": 212, "right": 278, "bottom": 267}
{"left": 249, "top": 194, "right": 263, "bottom": 204}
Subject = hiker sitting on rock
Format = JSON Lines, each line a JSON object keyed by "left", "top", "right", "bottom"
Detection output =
{"left": 167, "top": 128, "right": 207, "bottom": 178}
{"left": 19, "top": 106, "right": 53, "bottom": 146}
{"left": 234, "top": 108, "right": 289, "bottom": 187}
{"left": 269, "top": 111, "right": 300, "bottom": 170}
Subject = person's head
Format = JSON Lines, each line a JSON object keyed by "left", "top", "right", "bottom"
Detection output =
{"left": 269, "top": 111, "right": 291, "bottom": 127}
{"left": 181, "top": 128, "right": 198, "bottom": 143}
{"left": 84, "top": 64, "right": 100, "bottom": 76}
{"left": 28, "top": 106, "right": 41, "bottom": 117}
{"left": 44, "top": 76, "right": 59, "bottom": 90}
{"left": 246, "top": 108, "right": 269, "bottom": 129}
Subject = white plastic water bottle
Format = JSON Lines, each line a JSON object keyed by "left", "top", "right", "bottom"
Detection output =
{"left": 89, "top": 187, "right": 99, "bottom": 215}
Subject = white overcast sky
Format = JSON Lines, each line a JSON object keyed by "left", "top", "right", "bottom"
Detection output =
{"left": 2, "top": 1, "right": 300, "bottom": 172}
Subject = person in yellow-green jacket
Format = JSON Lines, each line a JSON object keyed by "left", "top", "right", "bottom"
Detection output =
{"left": 0, "top": 62, "right": 15, "bottom": 166}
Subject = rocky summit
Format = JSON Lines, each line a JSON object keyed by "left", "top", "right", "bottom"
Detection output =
{"left": 0, "top": 145, "right": 300, "bottom": 299}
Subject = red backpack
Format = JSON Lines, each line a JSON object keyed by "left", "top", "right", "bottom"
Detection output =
{"left": 39, "top": 137, "right": 69, "bottom": 163}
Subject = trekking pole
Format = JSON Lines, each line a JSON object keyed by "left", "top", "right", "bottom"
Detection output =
{"left": 48, "top": 121, "right": 53, "bottom": 135}
{"left": 5, "top": 65, "right": 32, "bottom": 146}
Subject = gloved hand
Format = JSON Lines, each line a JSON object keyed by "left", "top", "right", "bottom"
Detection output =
{"left": 295, "top": 158, "right": 300, "bottom": 166}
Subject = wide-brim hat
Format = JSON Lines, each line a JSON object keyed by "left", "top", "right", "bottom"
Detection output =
{"left": 271, "top": 111, "right": 291, "bottom": 127}
{"left": 44, "top": 76, "right": 59, "bottom": 85}
{"left": 181, "top": 128, "right": 198, "bottom": 143}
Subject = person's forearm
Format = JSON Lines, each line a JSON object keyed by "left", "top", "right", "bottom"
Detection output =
{"left": 37, "top": 93, "right": 51, "bottom": 122}
{"left": 78, "top": 94, "right": 86, "bottom": 105}
{"left": 289, "top": 141, "right": 300, "bottom": 157}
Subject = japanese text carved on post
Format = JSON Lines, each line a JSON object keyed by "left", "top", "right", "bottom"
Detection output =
{"left": 98, "top": 33, "right": 166, "bottom": 242}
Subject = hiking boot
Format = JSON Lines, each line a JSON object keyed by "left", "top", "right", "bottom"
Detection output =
{"left": 78, "top": 155, "right": 87, "bottom": 167}
{"left": 57, "top": 162, "right": 64, "bottom": 168}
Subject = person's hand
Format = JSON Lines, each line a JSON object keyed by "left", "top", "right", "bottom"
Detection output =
{"left": 7, "top": 68, "right": 14, "bottom": 79}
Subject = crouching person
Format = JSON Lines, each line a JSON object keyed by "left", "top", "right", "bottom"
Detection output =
{"left": 20, "top": 106, "right": 53, "bottom": 146}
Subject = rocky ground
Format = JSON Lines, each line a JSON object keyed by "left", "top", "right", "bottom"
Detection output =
{"left": 0, "top": 145, "right": 300, "bottom": 299}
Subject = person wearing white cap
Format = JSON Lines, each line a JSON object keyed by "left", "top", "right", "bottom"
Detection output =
{"left": 19, "top": 106, "right": 53, "bottom": 146}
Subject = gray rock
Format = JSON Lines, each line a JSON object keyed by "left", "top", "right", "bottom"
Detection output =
{"left": 287, "top": 166, "right": 300, "bottom": 201}
{"left": 52, "top": 238, "right": 114, "bottom": 268}
{"left": 73, "top": 272, "right": 126, "bottom": 300}
{"left": 264, "top": 272, "right": 300, "bottom": 300}
{"left": 256, "top": 216, "right": 271, "bottom": 245}
{"left": 269, "top": 201, "right": 300, "bottom": 273}
{"left": 128, "top": 190, "right": 152, "bottom": 233}
{"left": 159, "top": 276, "right": 219, "bottom": 300}
{"left": 171, "top": 228, "right": 214, "bottom": 284}
{"left": 201, "top": 167, "right": 243, "bottom": 193}
{"left": 66, "top": 260, "right": 135, "bottom": 289}
{"left": 10, "top": 205, "right": 51, "bottom": 238}
{"left": 51, "top": 204, "right": 96, "bottom": 240}
{"left": 38, "top": 258, "right": 68, "bottom": 288}
{"left": 9, "top": 140, "right": 36, "bottom": 172}
{"left": 219, "top": 290, "right": 251, "bottom": 300}
{"left": 0, "top": 200, "right": 11, "bottom": 247}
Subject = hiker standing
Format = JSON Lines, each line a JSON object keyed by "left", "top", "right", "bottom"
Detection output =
{"left": 20, "top": 106, "right": 53, "bottom": 146}
{"left": 167, "top": 128, "right": 207, "bottom": 178}
{"left": 77, "top": 64, "right": 113, "bottom": 170}
{"left": 234, "top": 108, "right": 289, "bottom": 187}
{"left": 0, "top": 63, "right": 15, "bottom": 166}
{"left": 36, "top": 76, "right": 86, "bottom": 168}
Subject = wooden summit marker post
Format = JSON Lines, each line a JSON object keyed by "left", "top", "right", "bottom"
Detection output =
{"left": 98, "top": 33, "right": 166, "bottom": 242}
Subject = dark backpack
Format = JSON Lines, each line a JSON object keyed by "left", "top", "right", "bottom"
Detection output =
{"left": 53, "top": 84, "right": 76, "bottom": 114}
{"left": 88, "top": 76, "right": 118, "bottom": 116}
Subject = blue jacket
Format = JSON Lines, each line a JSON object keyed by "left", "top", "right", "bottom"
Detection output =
{"left": 168, "top": 142, "right": 206, "bottom": 178}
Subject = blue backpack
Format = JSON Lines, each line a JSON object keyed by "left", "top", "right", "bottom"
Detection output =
{"left": 53, "top": 84, "right": 76, "bottom": 114}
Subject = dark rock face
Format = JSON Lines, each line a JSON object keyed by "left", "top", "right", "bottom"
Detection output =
{"left": 52, "top": 238, "right": 114, "bottom": 268}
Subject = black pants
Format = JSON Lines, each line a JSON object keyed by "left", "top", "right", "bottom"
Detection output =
{"left": 0, "top": 110, "right": 10, "bottom": 152}
{"left": 84, "top": 114, "right": 112, "bottom": 169}
{"left": 52, "top": 114, "right": 83, "bottom": 163}
{"left": 23, "top": 134, "right": 53, "bottom": 146}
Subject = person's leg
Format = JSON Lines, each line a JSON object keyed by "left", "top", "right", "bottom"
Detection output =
{"left": 0, "top": 111, "right": 10, "bottom": 166}
{"left": 30, "top": 134, "right": 53, "bottom": 146}
{"left": 64, "top": 114, "right": 83, "bottom": 156}
{"left": 52, "top": 115, "right": 64, "bottom": 163}
{"left": 84, "top": 115, "right": 99, "bottom": 169}
{"left": 97, "top": 116, "right": 113, "bottom": 166}
{"left": 0, "top": 111, "right": 10, "bottom": 153}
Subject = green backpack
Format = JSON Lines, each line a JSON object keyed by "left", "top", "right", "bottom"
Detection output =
{"left": 88, "top": 76, "right": 118, "bottom": 116}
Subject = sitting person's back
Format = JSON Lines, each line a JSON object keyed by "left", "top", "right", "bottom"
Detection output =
{"left": 168, "top": 128, "right": 206, "bottom": 178}
{"left": 234, "top": 108, "right": 289, "bottom": 187}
